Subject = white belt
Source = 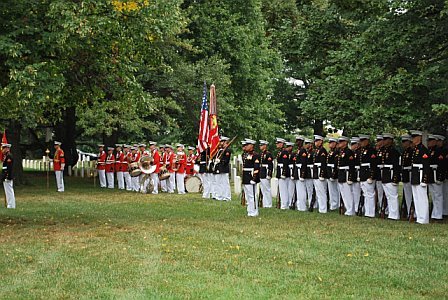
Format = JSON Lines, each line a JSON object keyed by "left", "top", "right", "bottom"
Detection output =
{"left": 2, "top": 167, "right": 7, "bottom": 170}
{"left": 261, "top": 164, "right": 269, "bottom": 167}
{"left": 327, "top": 164, "right": 334, "bottom": 168}
{"left": 288, "top": 164, "right": 294, "bottom": 168}
{"left": 296, "top": 164, "right": 302, "bottom": 168}
{"left": 361, "top": 163, "right": 370, "bottom": 167}
{"left": 378, "top": 164, "right": 384, "bottom": 169}
{"left": 339, "top": 166, "right": 349, "bottom": 170}
{"left": 403, "top": 166, "right": 411, "bottom": 170}
{"left": 307, "top": 165, "right": 313, "bottom": 168}
{"left": 430, "top": 165, "right": 438, "bottom": 169}
{"left": 277, "top": 163, "right": 284, "bottom": 167}
{"left": 355, "top": 166, "right": 360, "bottom": 170}
{"left": 200, "top": 162, "right": 206, "bottom": 164}
{"left": 314, "top": 163, "right": 322, "bottom": 167}
{"left": 412, "top": 164, "right": 423, "bottom": 168}
{"left": 243, "top": 168, "right": 254, "bottom": 171}
{"left": 383, "top": 164, "right": 393, "bottom": 168}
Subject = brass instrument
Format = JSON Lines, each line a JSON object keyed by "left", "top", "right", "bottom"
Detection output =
{"left": 139, "top": 155, "right": 156, "bottom": 174}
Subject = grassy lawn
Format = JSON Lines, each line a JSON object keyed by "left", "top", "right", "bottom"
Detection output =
{"left": 0, "top": 173, "right": 447, "bottom": 299}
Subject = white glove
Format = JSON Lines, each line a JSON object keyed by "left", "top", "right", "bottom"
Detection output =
{"left": 392, "top": 182, "right": 398, "bottom": 186}
{"left": 300, "top": 178, "right": 305, "bottom": 182}
{"left": 357, "top": 178, "right": 361, "bottom": 182}
{"left": 250, "top": 180, "right": 256, "bottom": 185}
{"left": 216, "top": 170, "right": 220, "bottom": 174}
{"left": 366, "top": 178, "right": 373, "bottom": 184}
{"left": 329, "top": 178, "right": 335, "bottom": 182}
{"left": 436, "top": 181, "right": 442, "bottom": 185}
{"left": 291, "top": 176, "right": 295, "bottom": 180}
{"left": 214, "top": 159, "right": 220, "bottom": 164}
{"left": 266, "top": 176, "right": 271, "bottom": 180}
{"left": 61, "top": 164, "right": 65, "bottom": 171}
{"left": 347, "top": 180, "right": 353, "bottom": 185}
{"left": 281, "top": 175, "right": 286, "bottom": 179}
{"left": 420, "top": 182, "right": 427, "bottom": 187}
{"left": 319, "top": 177, "right": 325, "bottom": 181}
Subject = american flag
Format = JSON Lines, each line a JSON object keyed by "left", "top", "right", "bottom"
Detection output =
{"left": 197, "top": 82, "right": 209, "bottom": 153}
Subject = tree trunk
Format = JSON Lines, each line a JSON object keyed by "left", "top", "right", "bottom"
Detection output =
{"left": 7, "top": 121, "right": 26, "bottom": 185}
{"left": 313, "top": 119, "right": 324, "bottom": 136}
{"left": 54, "top": 106, "right": 79, "bottom": 175}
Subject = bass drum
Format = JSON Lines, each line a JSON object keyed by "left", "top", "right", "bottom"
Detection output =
{"left": 185, "top": 176, "right": 202, "bottom": 193}
{"left": 159, "top": 166, "right": 171, "bottom": 180}
{"left": 130, "top": 162, "right": 141, "bottom": 177}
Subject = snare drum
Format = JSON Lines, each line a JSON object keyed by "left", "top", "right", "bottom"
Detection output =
{"left": 185, "top": 176, "right": 202, "bottom": 193}
{"left": 129, "top": 162, "right": 141, "bottom": 177}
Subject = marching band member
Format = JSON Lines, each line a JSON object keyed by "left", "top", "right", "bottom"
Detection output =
{"left": 123, "top": 145, "right": 132, "bottom": 191}
{"left": 427, "top": 135, "right": 444, "bottom": 220}
{"left": 165, "top": 145, "right": 176, "bottom": 193}
{"left": 327, "top": 138, "right": 339, "bottom": 211}
{"left": 186, "top": 146, "right": 196, "bottom": 176}
{"left": 115, "top": 144, "right": 125, "bottom": 190}
{"left": 214, "top": 137, "right": 232, "bottom": 201}
{"left": 138, "top": 143, "right": 151, "bottom": 193}
{"left": 160, "top": 145, "right": 168, "bottom": 193}
{"left": 350, "top": 137, "right": 361, "bottom": 214}
{"left": 97, "top": 144, "right": 107, "bottom": 188}
{"left": 242, "top": 139, "right": 260, "bottom": 217}
{"left": 337, "top": 136, "right": 355, "bottom": 216}
{"left": 380, "top": 133, "right": 401, "bottom": 220}
{"left": 175, "top": 144, "right": 187, "bottom": 194}
{"left": 400, "top": 135, "right": 413, "bottom": 217}
{"left": 149, "top": 141, "right": 161, "bottom": 195}
{"left": 2, "top": 143, "right": 15, "bottom": 208}
{"left": 53, "top": 141, "right": 65, "bottom": 192}
{"left": 259, "top": 140, "right": 273, "bottom": 208}
{"left": 130, "top": 146, "right": 140, "bottom": 192}
{"left": 105, "top": 147, "right": 115, "bottom": 189}
{"left": 312, "top": 135, "right": 328, "bottom": 213}
{"left": 409, "top": 130, "right": 430, "bottom": 224}
{"left": 358, "top": 135, "right": 377, "bottom": 218}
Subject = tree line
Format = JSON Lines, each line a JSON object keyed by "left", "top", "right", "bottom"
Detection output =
{"left": 1, "top": 0, "right": 447, "bottom": 183}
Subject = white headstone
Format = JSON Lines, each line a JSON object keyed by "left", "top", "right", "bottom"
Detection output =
{"left": 234, "top": 176, "right": 242, "bottom": 195}
{"left": 271, "top": 178, "right": 278, "bottom": 198}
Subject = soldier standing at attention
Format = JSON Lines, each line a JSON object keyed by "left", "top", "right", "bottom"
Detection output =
{"left": 427, "top": 135, "right": 445, "bottom": 220}
{"left": 259, "top": 140, "right": 273, "bottom": 208}
{"left": 115, "top": 144, "right": 125, "bottom": 190}
{"left": 275, "top": 138, "right": 289, "bottom": 209}
{"left": 350, "top": 137, "right": 361, "bottom": 214}
{"left": 2, "top": 143, "right": 15, "bottom": 208}
{"left": 409, "top": 130, "right": 431, "bottom": 224}
{"left": 400, "top": 135, "right": 413, "bottom": 217}
{"left": 105, "top": 146, "right": 115, "bottom": 189}
{"left": 97, "top": 144, "right": 107, "bottom": 188}
{"left": 375, "top": 135, "right": 385, "bottom": 210}
{"left": 326, "top": 138, "right": 339, "bottom": 211}
{"left": 214, "top": 137, "right": 232, "bottom": 201}
{"left": 293, "top": 136, "right": 308, "bottom": 211}
{"left": 53, "top": 141, "right": 65, "bottom": 192}
{"left": 312, "top": 135, "right": 328, "bottom": 213}
{"left": 380, "top": 134, "right": 401, "bottom": 220}
{"left": 242, "top": 139, "right": 260, "bottom": 217}
{"left": 304, "top": 139, "right": 315, "bottom": 209}
{"left": 358, "top": 135, "right": 377, "bottom": 218}
{"left": 337, "top": 136, "right": 356, "bottom": 216}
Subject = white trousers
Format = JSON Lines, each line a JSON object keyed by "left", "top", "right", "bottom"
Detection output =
{"left": 98, "top": 169, "right": 107, "bottom": 188}
{"left": 327, "top": 179, "right": 340, "bottom": 210}
{"left": 3, "top": 180, "right": 15, "bottom": 208}
{"left": 352, "top": 182, "right": 361, "bottom": 213}
{"left": 139, "top": 174, "right": 151, "bottom": 194}
{"left": 131, "top": 176, "right": 140, "bottom": 192}
{"left": 176, "top": 173, "right": 186, "bottom": 194}
{"left": 55, "top": 170, "right": 64, "bottom": 192}
{"left": 200, "top": 173, "right": 211, "bottom": 198}
{"left": 167, "top": 172, "right": 176, "bottom": 193}
{"left": 313, "top": 179, "right": 328, "bottom": 213}
{"left": 160, "top": 177, "right": 167, "bottom": 192}
{"left": 116, "top": 171, "right": 124, "bottom": 190}
{"left": 361, "top": 181, "right": 376, "bottom": 217}
{"left": 260, "top": 178, "right": 272, "bottom": 208}
{"left": 150, "top": 173, "right": 159, "bottom": 194}
{"left": 278, "top": 178, "right": 290, "bottom": 209}
{"left": 215, "top": 173, "right": 231, "bottom": 200}
{"left": 124, "top": 172, "right": 132, "bottom": 191}
{"left": 412, "top": 184, "right": 429, "bottom": 224}
{"left": 210, "top": 174, "right": 218, "bottom": 199}
{"left": 294, "top": 180, "right": 307, "bottom": 211}
{"left": 443, "top": 180, "right": 448, "bottom": 215}
{"left": 383, "top": 183, "right": 399, "bottom": 220}
{"left": 339, "top": 182, "right": 354, "bottom": 216}
{"left": 106, "top": 172, "right": 114, "bottom": 189}
{"left": 429, "top": 183, "right": 444, "bottom": 219}
{"left": 244, "top": 184, "right": 258, "bottom": 217}
{"left": 403, "top": 182, "right": 413, "bottom": 216}
{"left": 305, "top": 179, "right": 314, "bottom": 207}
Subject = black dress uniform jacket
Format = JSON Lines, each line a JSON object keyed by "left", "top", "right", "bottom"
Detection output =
{"left": 259, "top": 150, "right": 273, "bottom": 179}
{"left": 242, "top": 151, "right": 260, "bottom": 184}
{"left": 197, "top": 150, "right": 207, "bottom": 173}
{"left": 380, "top": 146, "right": 401, "bottom": 184}
{"left": 326, "top": 149, "right": 338, "bottom": 180}
{"left": 401, "top": 147, "right": 413, "bottom": 183}
{"left": 358, "top": 146, "right": 377, "bottom": 182}
{"left": 312, "top": 146, "right": 327, "bottom": 179}
{"left": 428, "top": 146, "right": 445, "bottom": 183}
{"left": 276, "top": 149, "right": 291, "bottom": 178}
{"left": 337, "top": 147, "right": 355, "bottom": 183}
{"left": 216, "top": 148, "right": 231, "bottom": 174}
{"left": 410, "top": 143, "right": 430, "bottom": 185}
{"left": 2, "top": 153, "right": 13, "bottom": 181}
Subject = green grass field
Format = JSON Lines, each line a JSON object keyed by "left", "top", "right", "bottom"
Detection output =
{"left": 0, "top": 174, "right": 447, "bottom": 299}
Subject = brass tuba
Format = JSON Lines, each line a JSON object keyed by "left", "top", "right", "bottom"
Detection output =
{"left": 139, "top": 154, "right": 156, "bottom": 174}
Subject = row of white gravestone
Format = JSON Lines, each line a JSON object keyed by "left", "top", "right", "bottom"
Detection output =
{"left": 22, "top": 155, "right": 95, "bottom": 177}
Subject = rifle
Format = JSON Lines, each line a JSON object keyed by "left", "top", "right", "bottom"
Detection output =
{"left": 214, "top": 135, "right": 238, "bottom": 160}
{"left": 308, "top": 186, "right": 317, "bottom": 212}
{"left": 374, "top": 185, "right": 379, "bottom": 217}
{"left": 258, "top": 183, "right": 263, "bottom": 208}
{"left": 409, "top": 197, "right": 415, "bottom": 223}
{"left": 400, "top": 187, "right": 408, "bottom": 220}
{"left": 357, "top": 189, "right": 365, "bottom": 216}
{"left": 339, "top": 194, "right": 345, "bottom": 215}
{"left": 379, "top": 193, "right": 387, "bottom": 219}
{"left": 241, "top": 189, "right": 246, "bottom": 206}
{"left": 276, "top": 188, "right": 281, "bottom": 209}
{"left": 289, "top": 184, "right": 297, "bottom": 210}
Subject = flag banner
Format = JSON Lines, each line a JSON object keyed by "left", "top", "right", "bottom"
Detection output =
{"left": 197, "top": 82, "right": 209, "bottom": 154}
{"left": 208, "top": 84, "right": 220, "bottom": 158}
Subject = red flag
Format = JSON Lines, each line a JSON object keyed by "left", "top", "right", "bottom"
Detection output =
{"left": 208, "top": 84, "right": 220, "bottom": 158}
{"left": 197, "top": 82, "right": 209, "bottom": 154}
{"left": 1, "top": 130, "right": 7, "bottom": 144}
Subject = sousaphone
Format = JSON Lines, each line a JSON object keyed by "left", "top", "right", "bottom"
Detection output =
{"left": 139, "top": 156, "right": 156, "bottom": 174}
